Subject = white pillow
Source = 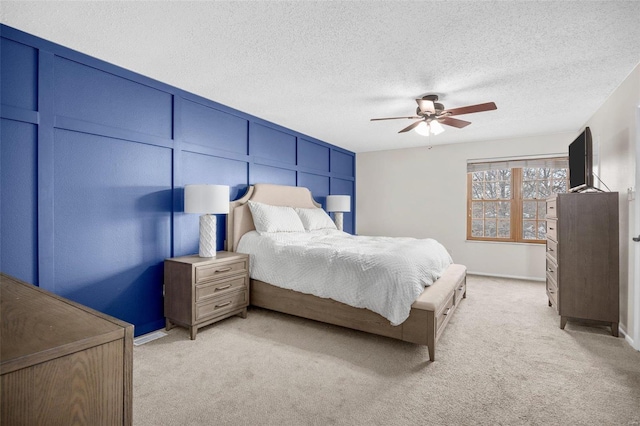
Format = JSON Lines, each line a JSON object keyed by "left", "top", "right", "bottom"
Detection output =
{"left": 295, "top": 207, "right": 337, "bottom": 231}
{"left": 248, "top": 201, "right": 306, "bottom": 234}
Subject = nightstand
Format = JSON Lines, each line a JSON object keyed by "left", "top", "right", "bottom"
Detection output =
{"left": 164, "top": 251, "right": 250, "bottom": 340}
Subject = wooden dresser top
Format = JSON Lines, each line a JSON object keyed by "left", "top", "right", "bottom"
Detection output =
{"left": 1, "top": 273, "right": 131, "bottom": 374}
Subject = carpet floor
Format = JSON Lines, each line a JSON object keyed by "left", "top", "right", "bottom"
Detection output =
{"left": 133, "top": 275, "right": 640, "bottom": 425}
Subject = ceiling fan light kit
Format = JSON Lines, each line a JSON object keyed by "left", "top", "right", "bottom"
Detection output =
{"left": 371, "top": 94, "right": 497, "bottom": 136}
{"left": 415, "top": 122, "right": 430, "bottom": 136}
{"left": 415, "top": 120, "right": 445, "bottom": 136}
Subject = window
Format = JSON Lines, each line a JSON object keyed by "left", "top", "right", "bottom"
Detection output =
{"left": 467, "top": 157, "right": 569, "bottom": 243}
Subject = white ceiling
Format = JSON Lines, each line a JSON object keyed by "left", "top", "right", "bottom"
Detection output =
{"left": 2, "top": 1, "right": 640, "bottom": 153}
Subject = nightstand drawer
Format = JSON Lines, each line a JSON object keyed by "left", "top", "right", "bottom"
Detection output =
{"left": 195, "top": 259, "right": 247, "bottom": 283}
{"left": 196, "top": 275, "right": 248, "bottom": 302}
{"left": 196, "top": 290, "right": 248, "bottom": 321}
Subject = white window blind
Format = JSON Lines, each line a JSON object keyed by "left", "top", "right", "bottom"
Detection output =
{"left": 467, "top": 155, "right": 568, "bottom": 173}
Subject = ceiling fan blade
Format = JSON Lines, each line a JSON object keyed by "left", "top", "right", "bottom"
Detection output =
{"left": 440, "top": 117, "right": 472, "bottom": 128}
{"left": 370, "top": 116, "right": 421, "bottom": 121}
{"left": 415, "top": 99, "right": 435, "bottom": 114}
{"left": 398, "top": 120, "right": 423, "bottom": 133}
{"left": 445, "top": 102, "right": 497, "bottom": 116}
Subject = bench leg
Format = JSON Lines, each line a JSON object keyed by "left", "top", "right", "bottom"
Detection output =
{"left": 426, "top": 310, "right": 436, "bottom": 361}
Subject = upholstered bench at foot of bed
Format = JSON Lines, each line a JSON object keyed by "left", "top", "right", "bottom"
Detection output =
{"left": 402, "top": 263, "right": 467, "bottom": 361}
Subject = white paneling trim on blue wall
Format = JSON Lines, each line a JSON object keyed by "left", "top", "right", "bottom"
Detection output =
{"left": 0, "top": 24, "right": 355, "bottom": 336}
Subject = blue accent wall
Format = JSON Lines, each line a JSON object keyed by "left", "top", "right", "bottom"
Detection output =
{"left": 0, "top": 25, "right": 356, "bottom": 336}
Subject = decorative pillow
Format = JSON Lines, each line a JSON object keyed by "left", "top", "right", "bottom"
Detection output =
{"left": 248, "top": 201, "right": 306, "bottom": 234}
{"left": 295, "top": 207, "right": 337, "bottom": 231}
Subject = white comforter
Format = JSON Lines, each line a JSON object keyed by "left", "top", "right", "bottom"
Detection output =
{"left": 236, "top": 229, "right": 453, "bottom": 325}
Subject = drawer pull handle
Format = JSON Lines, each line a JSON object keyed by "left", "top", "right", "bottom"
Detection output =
{"left": 547, "top": 248, "right": 554, "bottom": 252}
{"left": 215, "top": 301, "right": 232, "bottom": 309}
{"left": 215, "top": 267, "right": 232, "bottom": 273}
{"left": 547, "top": 268, "right": 554, "bottom": 273}
{"left": 549, "top": 227, "right": 554, "bottom": 231}
{"left": 215, "top": 284, "right": 232, "bottom": 291}
{"left": 443, "top": 307, "right": 451, "bottom": 316}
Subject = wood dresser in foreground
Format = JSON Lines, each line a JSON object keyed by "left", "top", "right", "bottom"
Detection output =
{"left": 164, "top": 252, "right": 250, "bottom": 340}
{"left": 0, "top": 273, "right": 133, "bottom": 425}
{"left": 545, "top": 192, "right": 619, "bottom": 336}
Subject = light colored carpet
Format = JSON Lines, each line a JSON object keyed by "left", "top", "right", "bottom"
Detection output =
{"left": 133, "top": 275, "right": 640, "bottom": 425}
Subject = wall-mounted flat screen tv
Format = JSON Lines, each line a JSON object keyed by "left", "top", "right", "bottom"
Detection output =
{"left": 568, "top": 127, "right": 593, "bottom": 192}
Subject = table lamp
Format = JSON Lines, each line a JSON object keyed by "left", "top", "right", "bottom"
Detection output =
{"left": 326, "top": 195, "right": 351, "bottom": 231}
{"left": 184, "top": 184, "right": 230, "bottom": 257}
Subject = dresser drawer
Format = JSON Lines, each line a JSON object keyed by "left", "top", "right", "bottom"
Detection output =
{"left": 196, "top": 275, "right": 248, "bottom": 302}
{"left": 546, "top": 274, "right": 558, "bottom": 310}
{"left": 195, "top": 258, "right": 248, "bottom": 283}
{"left": 546, "top": 238, "right": 558, "bottom": 262}
{"left": 546, "top": 255, "right": 558, "bottom": 284}
{"left": 546, "top": 198, "right": 557, "bottom": 218}
{"left": 546, "top": 219, "right": 557, "bottom": 242}
{"left": 196, "top": 290, "right": 248, "bottom": 321}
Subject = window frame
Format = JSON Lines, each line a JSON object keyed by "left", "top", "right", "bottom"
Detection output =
{"left": 466, "top": 158, "right": 568, "bottom": 244}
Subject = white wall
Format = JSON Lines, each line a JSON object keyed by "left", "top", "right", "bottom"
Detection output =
{"left": 356, "top": 132, "right": 572, "bottom": 281}
{"left": 583, "top": 63, "right": 639, "bottom": 341}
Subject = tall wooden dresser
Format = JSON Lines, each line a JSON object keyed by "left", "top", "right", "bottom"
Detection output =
{"left": 1, "top": 273, "right": 133, "bottom": 425}
{"left": 545, "top": 192, "right": 619, "bottom": 336}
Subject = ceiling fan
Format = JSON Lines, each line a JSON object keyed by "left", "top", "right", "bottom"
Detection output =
{"left": 371, "top": 94, "right": 497, "bottom": 135}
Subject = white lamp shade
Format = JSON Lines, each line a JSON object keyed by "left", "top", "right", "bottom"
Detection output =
{"left": 184, "top": 184, "right": 230, "bottom": 214}
{"left": 430, "top": 120, "right": 445, "bottom": 135}
{"left": 415, "top": 121, "right": 430, "bottom": 136}
{"left": 326, "top": 195, "right": 351, "bottom": 212}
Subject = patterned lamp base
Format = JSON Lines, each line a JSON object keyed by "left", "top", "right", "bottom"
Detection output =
{"left": 334, "top": 212, "right": 344, "bottom": 231}
{"left": 199, "top": 214, "right": 217, "bottom": 257}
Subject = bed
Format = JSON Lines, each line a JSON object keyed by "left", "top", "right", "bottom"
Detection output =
{"left": 226, "top": 183, "right": 467, "bottom": 361}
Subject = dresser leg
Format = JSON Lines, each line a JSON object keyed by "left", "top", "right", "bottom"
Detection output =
{"left": 611, "top": 322, "right": 619, "bottom": 337}
{"left": 238, "top": 308, "right": 247, "bottom": 319}
{"left": 165, "top": 318, "right": 175, "bottom": 331}
{"left": 190, "top": 326, "right": 197, "bottom": 340}
{"left": 560, "top": 316, "right": 568, "bottom": 330}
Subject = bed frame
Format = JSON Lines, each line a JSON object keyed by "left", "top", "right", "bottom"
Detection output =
{"left": 226, "top": 183, "right": 467, "bottom": 361}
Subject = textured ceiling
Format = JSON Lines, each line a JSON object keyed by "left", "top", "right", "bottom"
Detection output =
{"left": 2, "top": 1, "right": 640, "bottom": 153}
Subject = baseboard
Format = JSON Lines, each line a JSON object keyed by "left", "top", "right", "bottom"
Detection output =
{"left": 467, "top": 271, "right": 545, "bottom": 282}
{"left": 133, "top": 330, "right": 168, "bottom": 346}
{"left": 619, "top": 327, "right": 639, "bottom": 351}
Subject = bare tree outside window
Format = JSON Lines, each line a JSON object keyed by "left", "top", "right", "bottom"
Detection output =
{"left": 467, "top": 160, "right": 568, "bottom": 243}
